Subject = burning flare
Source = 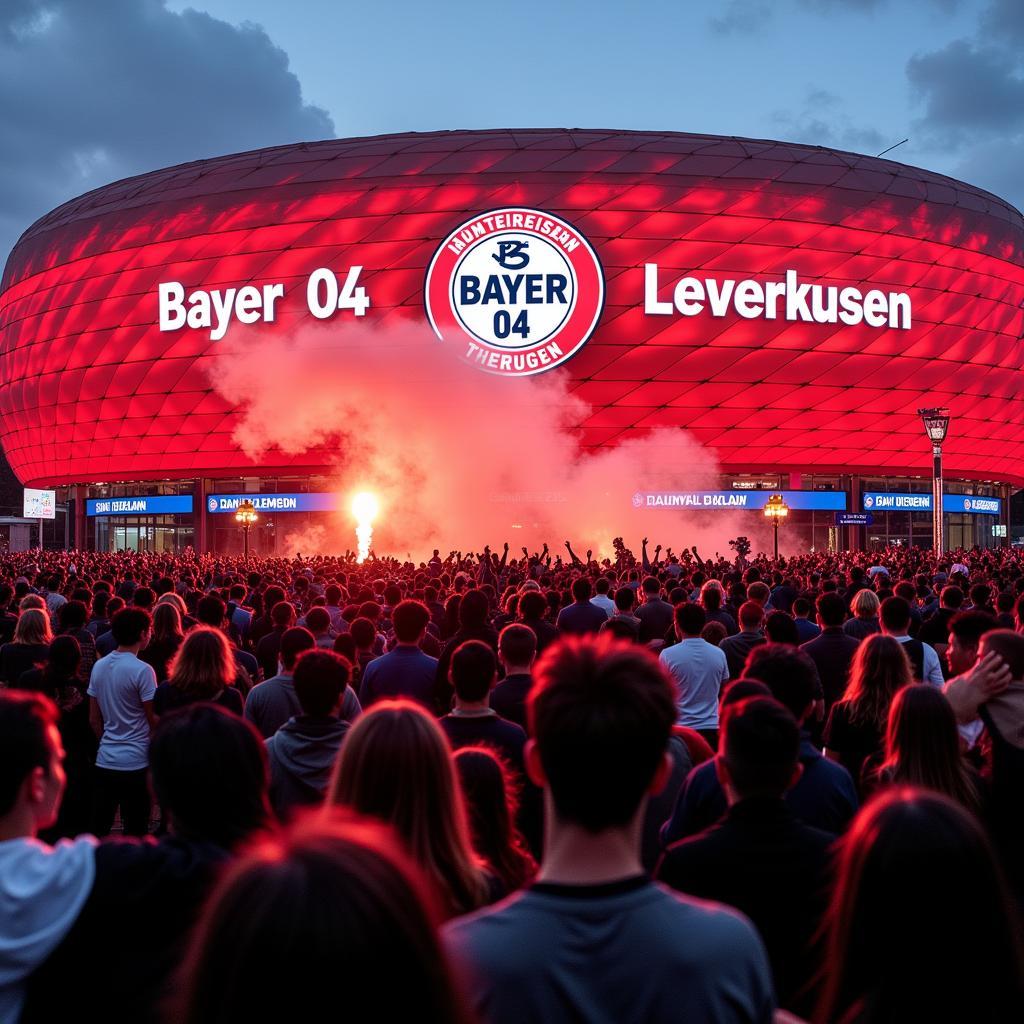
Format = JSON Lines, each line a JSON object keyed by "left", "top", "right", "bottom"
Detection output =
{"left": 351, "top": 491, "right": 379, "bottom": 563}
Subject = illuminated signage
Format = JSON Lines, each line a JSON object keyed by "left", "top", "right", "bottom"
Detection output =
{"left": 206, "top": 493, "right": 339, "bottom": 514}
{"left": 644, "top": 266, "right": 911, "bottom": 329}
{"left": 23, "top": 488, "right": 55, "bottom": 519}
{"left": 944, "top": 495, "right": 1001, "bottom": 516}
{"left": 633, "top": 490, "right": 847, "bottom": 511}
{"left": 86, "top": 496, "right": 193, "bottom": 516}
{"left": 862, "top": 493, "right": 1002, "bottom": 516}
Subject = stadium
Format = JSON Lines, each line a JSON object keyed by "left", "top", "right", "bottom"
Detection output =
{"left": 1, "top": 128, "right": 1022, "bottom": 554}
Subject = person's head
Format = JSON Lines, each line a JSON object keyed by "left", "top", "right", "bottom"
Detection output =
{"left": 279, "top": 626, "right": 316, "bottom": 673}
{"left": 196, "top": 594, "right": 228, "bottom": 630}
{"left": 641, "top": 576, "right": 661, "bottom": 599}
{"left": 594, "top": 577, "right": 610, "bottom": 596}
{"left": 527, "top": 635, "right": 675, "bottom": 833}
{"left": 742, "top": 643, "right": 818, "bottom": 725}
{"left": 940, "top": 584, "right": 965, "bottom": 611}
{"left": 132, "top": 586, "right": 156, "bottom": 610}
{"left": 110, "top": 607, "right": 151, "bottom": 649}
{"left": 882, "top": 685, "right": 979, "bottom": 810}
{"left": 270, "top": 600, "right": 296, "bottom": 630}
{"left": 792, "top": 597, "right": 811, "bottom": 619}
{"left": 458, "top": 589, "right": 489, "bottom": 629}
{"left": 57, "top": 599, "right": 88, "bottom": 633}
{"left": 449, "top": 640, "right": 497, "bottom": 704}
{"left": 304, "top": 606, "right": 331, "bottom": 637}
{"left": 720, "top": 677, "right": 773, "bottom": 708}
{"left": 979, "top": 629, "right": 1024, "bottom": 681}
{"left": 150, "top": 704, "right": 271, "bottom": 848}
{"left": 701, "top": 620, "right": 728, "bottom": 647}
{"left": 454, "top": 746, "right": 536, "bottom": 893}
{"left": 843, "top": 633, "right": 913, "bottom": 730}
{"left": 700, "top": 580, "right": 723, "bottom": 612}
{"left": 151, "top": 601, "right": 183, "bottom": 642}
{"left": 42, "top": 634, "right": 81, "bottom": 682}
{"left": 970, "top": 582, "right": 993, "bottom": 609}
{"left": 716, "top": 697, "right": 801, "bottom": 803}
{"left": 737, "top": 600, "right": 764, "bottom": 632}
{"left": 613, "top": 587, "right": 635, "bottom": 613}
{"left": 851, "top": 588, "right": 880, "bottom": 621}
{"left": 292, "top": 649, "right": 350, "bottom": 718}
{"left": 19, "top": 594, "right": 45, "bottom": 613}
{"left": 498, "top": 623, "right": 536, "bottom": 673}
{"left": 350, "top": 616, "right": 377, "bottom": 651}
{"left": 518, "top": 590, "right": 548, "bottom": 621}
{"left": 818, "top": 789, "right": 1024, "bottom": 1024}
{"left": 764, "top": 610, "right": 799, "bottom": 645}
{"left": 13, "top": 607, "right": 52, "bottom": 646}
{"left": 174, "top": 814, "right": 469, "bottom": 1024}
{"left": 880, "top": 596, "right": 912, "bottom": 636}
{"left": 0, "top": 691, "right": 65, "bottom": 836}
{"left": 392, "top": 599, "right": 430, "bottom": 644}
{"left": 168, "top": 626, "right": 235, "bottom": 700}
{"left": 747, "top": 581, "right": 770, "bottom": 607}
{"left": 816, "top": 591, "right": 847, "bottom": 629}
{"left": 674, "top": 601, "right": 706, "bottom": 639}
{"left": 327, "top": 700, "right": 485, "bottom": 917}
{"left": 947, "top": 610, "right": 999, "bottom": 676}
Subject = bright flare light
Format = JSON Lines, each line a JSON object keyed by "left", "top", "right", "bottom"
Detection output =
{"left": 352, "top": 491, "right": 379, "bottom": 563}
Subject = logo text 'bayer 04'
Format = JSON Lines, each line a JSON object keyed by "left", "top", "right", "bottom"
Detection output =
{"left": 424, "top": 208, "right": 604, "bottom": 377}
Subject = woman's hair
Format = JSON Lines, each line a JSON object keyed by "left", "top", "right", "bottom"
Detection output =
{"left": 150, "top": 704, "right": 271, "bottom": 849}
{"left": 156, "top": 591, "right": 188, "bottom": 618}
{"left": 151, "top": 601, "right": 184, "bottom": 642}
{"left": 173, "top": 813, "right": 469, "bottom": 1024}
{"left": 878, "top": 684, "right": 980, "bottom": 811}
{"left": 841, "top": 633, "right": 912, "bottom": 731}
{"left": 327, "top": 700, "right": 489, "bottom": 918}
{"left": 453, "top": 746, "right": 536, "bottom": 893}
{"left": 167, "top": 626, "right": 235, "bottom": 701}
{"left": 41, "top": 635, "right": 81, "bottom": 690}
{"left": 850, "top": 588, "right": 880, "bottom": 619}
{"left": 817, "top": 788, "right": 1024, "bottom": 1023}
{"left": 14, "top": 608, "right": 52, "bottom": 646}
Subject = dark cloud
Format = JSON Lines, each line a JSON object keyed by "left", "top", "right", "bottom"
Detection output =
{"left": 708, "top": 0, "right": 772, "bottom": 35}
{"left": 981, "top": 0, "right": 1024, "bottom": 41}
{"left": 708, "top": 0, "right": 956, "bottom": 34}
{"left": 0, "top": 0, "right": 333, "bottom": 265}
{"left": 772, "top": 89, "right": 887, "bottom": 155}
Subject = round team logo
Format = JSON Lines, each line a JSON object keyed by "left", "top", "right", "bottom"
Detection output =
{"left": 207, "top": 497, "right": 218, "bottom": 513}
{"left": 632, "top": 492, "right": 644, "bottom": 509}
{"left": 963, "top": 498, "right": 972, "bottom": 512}
{"left": 425, "top": 207, "right": 604, "bottom": 377}
{"left": 864, "top": 495, "right": 874, "bottom": 509}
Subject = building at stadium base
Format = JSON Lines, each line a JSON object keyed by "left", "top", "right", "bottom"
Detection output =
{"left": 0, "top": 129, "right": 1022, "bottom": 554}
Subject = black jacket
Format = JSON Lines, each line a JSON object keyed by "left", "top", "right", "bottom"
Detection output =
{"left": 801, "top": 626, "right": 861, "bottom": 710}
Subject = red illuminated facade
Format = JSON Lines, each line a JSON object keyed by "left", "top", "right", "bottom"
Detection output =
{"left": 0, "top": 129, "right": 1021, "bottom": 551}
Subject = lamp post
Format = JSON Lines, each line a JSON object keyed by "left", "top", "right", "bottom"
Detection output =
{"left": 763, "top": 493, "right": 789, "bottom": 560}
{"left": 234, "top": 500, "right": 258, "bottom": 558}
{"left": 918, "top": 407, "right": 950, "bottom": 553}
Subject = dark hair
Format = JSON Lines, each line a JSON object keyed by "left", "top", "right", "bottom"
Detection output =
{"left": 642, "top": 576, "right": 660, "bottom": 596}
{"left": 41, "top": 635, "right": 82, "bottom": 695}
{"left": 305, "top": 607, "right": 331, "bottom": 634}
{"left": 57, "top": 599, "right": 88, "bottom": 632}
{"left": 173, "top": 814, "right": 470, "bottom": 1024}
{"left": 350, "top": 617, "right": 377, "bottom": 649}
{"left": 817, "top": 789, "right": 1024, "bottom": 1023}
{"left": 613, "top": 587, "right": 635, "bottom": 612}
{"left": 280, "top": 627, "right": 316, "bottom": 671}
{"left": 196, "top": 595, "right": 227, "bottom": 628}
{"left": 738, "top": 600, "right": 764, "bottom": 630}
{"left": 529, "top": 635, "right": 675, "bottom": 832}
{"left": 793, "top": 597, "right": 811, "bottom": 617}
{"left": 393, "top": 600, "right": 430, "bottom": 644}
{"left": 674, "top": 602, "right": 706, "bottom": 636}
{"left": 270, "top": 601, "right": 295, "bottom": 628}
{"left": 571, "top": 577, "right": 592, "bottom": 602}
{"left": 720, "top": 677, "right": 772, "bottom": 707}
{"left": 948, "top": 609, "right": 999, "bottom": 650}
{"left": 743, "top": 643, "right": 818, "bottom": 720}
{"left": 292, "top": 650, "right": 350, "bottom": 717}
{"left": 720, "top": 696, "right": 800, "bottom": 798}
{"left": 453, "top": 746, "right": 536, "bottom": 893}
{"left": 133, "top": 587, "right": 156, "bottom": 610}
{"left": 981, "top": 629, "right": 1024, "bottom": 679}
{"left": 110, "top": 607, "right": 152, "bottom": 647}
{"left": 0, "top": 690, "right": 58, "bottom": 816}
{"left": 816, "top": 592, "right": 846, "bottom": 628}
{"left": 150, "top": 704, "right": 272, "bottom": 848}
{"left": 449, "top": 640, "right": 496, "bottom": 703}
{"left": 458, "top": 589, "right": 489, "bottom": 629}
{"left": 763, "top": 610, "right": 799, "bottom": 644}
{"left": 498, "top": 623, "right": 536, "bottom": 667}
{"left": 518, "top": 591, "right": 547, "bottom": 620}
{"left": 880, "top": 595, "right": 912, "bottom": 633}
{"left": 940, "top": 585, "right": 965, "bottom": 609}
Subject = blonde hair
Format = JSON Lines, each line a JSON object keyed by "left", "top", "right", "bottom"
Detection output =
{"left": 841, "top": 633, "right": 912, "bottom": 732}
{"left": 168, "top": 626, "right": 235, "bottom": 700}
{"left": 850, "top": 588, "right": 880, "bottom": 620}
{"left": 19, "top": 595, "right": 46, "bottom": 613}
{"left": 14, "top": 608, "right": 52, "bottom": 646}
{"left": 152, "top": 602, "right": 184, "bottom": 642}
{"left": 327, "top": 700, "right": 489, "bottom": 919}
{"left": 156, "top": 592, "right": 188, "bottom": 618}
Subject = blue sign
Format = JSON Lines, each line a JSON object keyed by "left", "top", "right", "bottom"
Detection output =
{"left": 862, "top": 492, "right": 1003, "bottom": 517}
{"left": 942, "top": 494, "right": 1002, "bottom": 516}
{"left": 206, "top": 492, "right": 340, "bottom": 514}
{"left": 837, "top": 513, "right": 873, "bottom": 526}
{"left": 634, "top": 490, "right": 847, "bottom": 511}
{"left": 86, "top": 495, "right": 193, "bottom": 516}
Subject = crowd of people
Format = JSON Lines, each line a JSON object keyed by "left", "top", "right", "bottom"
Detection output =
{"left": 0, "top": 538, "right": 1023, "bottom": 1022}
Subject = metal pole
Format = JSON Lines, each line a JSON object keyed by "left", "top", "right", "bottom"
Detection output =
{"left": 773, "top": 519, "right": 779, "bottom": 560}
{"left": 933, "top": 443, "right": 944, "bottom": 553}
{"left": 243, "top": 523, "right": 249, "bottom": 559}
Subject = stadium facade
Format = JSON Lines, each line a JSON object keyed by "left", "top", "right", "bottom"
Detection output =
{"left": 0, "top": 129, "right": 1022, "bottom": 554}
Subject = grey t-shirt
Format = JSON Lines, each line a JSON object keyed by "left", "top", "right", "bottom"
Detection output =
{"left": 444, "top": 877, "right": 773, "bottom": 1024}
{"left": 244, "top": 673, "right": 361, "bottom": 738}
{"left": 87, "top": 650, "right": 157, "bottom": 771}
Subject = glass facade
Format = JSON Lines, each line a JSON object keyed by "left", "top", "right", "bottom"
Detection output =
{"left": 85, "top": 481, "right": 195, "bottom": 553}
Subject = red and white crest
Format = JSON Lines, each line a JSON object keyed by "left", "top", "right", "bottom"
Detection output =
{"left": 425, "top": 207, "right": 604, "bottom": 377}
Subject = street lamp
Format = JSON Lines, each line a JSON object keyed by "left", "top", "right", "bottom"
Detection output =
{"left": 234, "top": 500, "right": 258, "bottom": 558}
{"left": 763, "top": 493, "right": 789, "bottom": 560}
{"left": 918, "top": 407, "right": 950, "bottom": 553}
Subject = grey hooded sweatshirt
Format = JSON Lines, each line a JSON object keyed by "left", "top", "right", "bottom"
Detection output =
{"left": 265, "top": 716, "right": 349, "bottom": 817}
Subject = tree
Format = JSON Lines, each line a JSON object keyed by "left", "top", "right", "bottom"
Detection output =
{"left": 729, "top": 536, "right": 752, "bottom": 559}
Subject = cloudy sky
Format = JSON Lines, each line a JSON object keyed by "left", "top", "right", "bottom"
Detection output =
{"left": 2, "top": 0, "right": 1022, "bottom": 265}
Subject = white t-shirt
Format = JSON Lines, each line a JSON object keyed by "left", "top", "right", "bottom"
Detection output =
{"left": 87, "top": 650, "right": 156, "bottom": 770}
{"left": 660, "top": 638, "right": 730, "bottom": 730}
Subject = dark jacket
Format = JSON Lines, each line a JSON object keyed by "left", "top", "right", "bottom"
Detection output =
{"left": 801, "top": 626, "right": 861, "bottom": 710}
{"left": 266, "top": 715, "right": 349, "bottom": 817}
{"left": 490, "top": 672, "right": 532, "bottom": 729}
{"left": 657, "top": 798, "right": 834, "bottom": 1014}
{"left": 719, "top": 630, "right": 765, "bottom": 680}
{"left": 555, "top": 600, "right": 608, "bottom": 636}
{"left": 359, "top": 644, "right": 438, "bottom": 710}
{"left": 636, "top": 598, "right": 675, "bottom": 643}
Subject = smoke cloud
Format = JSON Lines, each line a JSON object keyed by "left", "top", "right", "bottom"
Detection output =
{"left": 210, "top": 319, "right": 774, "bottom": 560}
